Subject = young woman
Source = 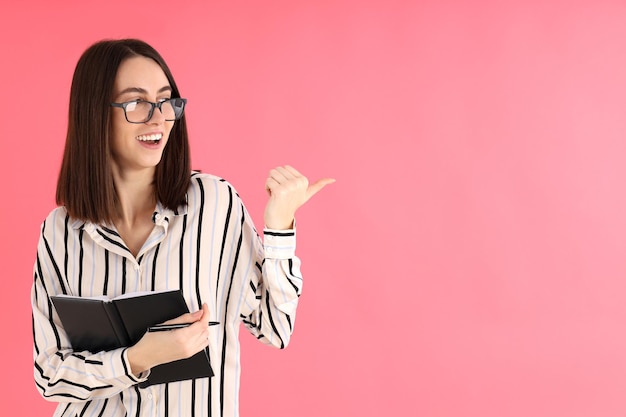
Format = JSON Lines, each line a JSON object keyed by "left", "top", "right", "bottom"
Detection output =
{"left": 31, "top": 38, "right": 333, "bottom": 417}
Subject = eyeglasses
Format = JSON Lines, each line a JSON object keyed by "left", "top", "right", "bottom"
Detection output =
{"left": 110, "top": 98, "right": 187, "bottom": 123}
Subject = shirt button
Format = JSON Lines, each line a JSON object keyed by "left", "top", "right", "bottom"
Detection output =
{"left": 147, "top": 393, "right": 153, "bottom": 400}
{"left": 266, "top": 247, "right": 273, "bottom": 253}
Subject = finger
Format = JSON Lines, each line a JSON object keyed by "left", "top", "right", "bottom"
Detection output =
{"left": 305, "top": 178, "right": 336, "bottom": 201}
{"left": 281, "top": 165, "right": 302, "bottom": 178}
{"left": 272, "top": 165, "right": 307, "bottom": 183}
{"left": 268, "top": 167, "right": 290, "bottom": 183}
{"left": 188, "top": 303, "right": 210, "bottom": 330}
{"left": 199, "top": 303, "right": 210, "bottom": 325}
{"left": 273, "top": 166, "right": 310, "bottom": 193}
{"left": 265, "top": 177, "right": 280, "bottom": 195}
{"left": 161, "top": 309, "right": 203, "bottom": 325}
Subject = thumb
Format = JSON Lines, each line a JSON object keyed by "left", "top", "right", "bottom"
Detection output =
{"left": 199, "top": 303, "right": 210, "bottom": 324}
{"left": 305, "top": 178, "right": 336, "bottom": 202}
{"left": 162, "top": 309, "right": 203, "bottom": 326}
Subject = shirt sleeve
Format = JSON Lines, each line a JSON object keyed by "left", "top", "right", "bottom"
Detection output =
{"left": 31, "top": 220, "right": 146, "bottom": 402}
{"left": 238, "top": 212, "right": 303, "bottom": 349}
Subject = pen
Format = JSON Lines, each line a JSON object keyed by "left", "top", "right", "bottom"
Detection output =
{"left": 148, "top": 322, "right": 220, "bottom": 332}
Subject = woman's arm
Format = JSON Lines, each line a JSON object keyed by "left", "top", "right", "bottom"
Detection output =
{"left": 240, "top": 224, "right": 303, "bottom": 349}
{"left": 31, "top": 218, "right": 144, "bottom": 402}
{"left": 240, "top": 166, "right": 332, "bottom": 347}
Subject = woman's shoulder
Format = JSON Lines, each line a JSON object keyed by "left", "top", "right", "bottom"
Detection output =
{"left": 186, "top": 171, "right": 245, "bottom": 211}
{"left": 39, "top": 206, "right": 81, "bottom": 236}
{"left": 42, "top": 206, "right": 69, "bottom": 223}
{"left": 189, "top": 171, "right": 239, "bottom": 195}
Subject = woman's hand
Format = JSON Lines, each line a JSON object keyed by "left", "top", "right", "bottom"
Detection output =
{"left": 127, "top": 304, "right": 210, "bottom": 376}
{"left": 264, "top": 166, "right": 335, "bottom": 230}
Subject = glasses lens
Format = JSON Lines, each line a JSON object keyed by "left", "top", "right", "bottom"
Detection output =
{"left": 162, "top": 98, "right": 186, "bottom": 121}
{"left": 125, "top": 101, "right": 153, "bottom": 123}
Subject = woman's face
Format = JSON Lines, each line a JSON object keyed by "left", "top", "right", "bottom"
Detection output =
{"left": 110, "top": 56, "right": 175, "bottom": 176}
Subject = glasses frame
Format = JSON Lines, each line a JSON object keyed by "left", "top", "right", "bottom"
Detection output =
{"left": 110, "top": 98, "right": 188, "bottom": 124}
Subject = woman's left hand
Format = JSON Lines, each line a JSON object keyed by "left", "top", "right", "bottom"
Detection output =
{"left": 263, "top": 165, "right": 335, "bottom": 230}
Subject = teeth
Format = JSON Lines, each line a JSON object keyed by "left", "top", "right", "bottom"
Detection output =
{"left": 136, "top": 133, "right": 163, "bottom": 141}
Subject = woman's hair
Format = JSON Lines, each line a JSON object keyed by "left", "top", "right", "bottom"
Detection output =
{"left": 56, "top": 39, "right": 191, "bottom": 224}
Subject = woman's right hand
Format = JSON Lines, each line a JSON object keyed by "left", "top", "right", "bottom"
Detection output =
{"left": 127, "top": 303, "right": 210, "bottom": 377}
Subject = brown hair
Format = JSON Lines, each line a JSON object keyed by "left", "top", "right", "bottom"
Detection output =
{"left": 56, "top": 39, "right": 190, "bottom": 224}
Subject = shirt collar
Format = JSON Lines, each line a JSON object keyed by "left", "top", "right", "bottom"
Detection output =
{"left": 69, "top": 199, "right": 189, "bottom": 230}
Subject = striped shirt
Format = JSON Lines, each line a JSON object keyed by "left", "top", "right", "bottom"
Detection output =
{"left": 31, "top": 172, "right": 302, "bottom": 417}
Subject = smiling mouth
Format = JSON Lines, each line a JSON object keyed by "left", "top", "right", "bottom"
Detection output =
{"left": 136, "top": 133, "right": 163, "bottom": 145}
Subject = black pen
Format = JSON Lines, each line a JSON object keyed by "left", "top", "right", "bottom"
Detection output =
{"left": 148, "top": 322, "right": 220, "bottom": 332}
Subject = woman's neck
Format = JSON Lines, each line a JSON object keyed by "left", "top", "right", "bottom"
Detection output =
{"left": 111, "top": 167, "right": 157, "bottom": 228}
{"left": 110, "top": 167, "right": 158, "bottom": 257}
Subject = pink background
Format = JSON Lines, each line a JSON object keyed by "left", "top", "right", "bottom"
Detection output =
{"left": 2, "top": 0, "right": 626, "bottom": 416}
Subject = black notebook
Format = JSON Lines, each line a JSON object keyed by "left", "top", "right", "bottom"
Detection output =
{"left": 51, "top": 289, "right": 213, "bottom": 388}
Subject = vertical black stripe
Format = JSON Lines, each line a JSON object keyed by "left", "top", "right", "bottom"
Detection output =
{"left": 78, "top": 400, "right": 91, "bottom": 416}
{"left": 215, "top": 186, "right": 233, "bottom": 304}
{"left": 78, "top": 227, "right": 84, "bottom": 296}
{"left": 103, "top": 250, "right": 109, "bottom": 295}
{"left": 34, "top": 269, "right": 61, "bottom": 369}
{"left": 64, "top": 214, "right": 69, "bottom": 286}
{"left": 35, "top": 252, "right": 62, "bottom": 351}
{"left": 121, "top": 259, "right": 127, "bottom": 294}
{"left": 194, "top": 178, "right": 205, "bottom": 308}
{"left": 265, "top": 290, "right": 285, "bottom": 349}
{"left": 133, "top": 385, "right": 141, "bottom": 417}
{"left": 60, "top": 403, "right": 71, "bottom": 417}
{"left": 32, "top": 312, "right": 39, "bottom": 355}
{"left": 219, "top": 203, "right": 245, "bottom": 416}
{"left": 214, "top": 184, "right": 234, "bottom": 417}
{"left": 95, "top": 398, "right": 109, "bottom": 417}
{"left": 194, "top": 179, "right": 214, "bottom": 416}
{"left": 283, "top": 250, "right": 297, "bottom": 332}
{"left": 207, "top": 375, "right": 212, "bottom": 417}
{"left": 164, "top": 383, "right": 169, "bottom": 417}
{"left": 42, "top": 221, "right": 66, "bottom": 294}
{"left": 191, "top": 380, "right": 196, "bottom": 417}
{"left": 286, "top": 258, "right": 302, "bottom": 299}
{"left": 151, "top": 243, "right": 161, "bottom": 291}
{"left": 194, "top": 175, "right": 213, "bottom": 416}
{"left": 33, "top": 229, "right": 67, "bottom": 366}
{"left": 179, "top": 214, "right": 187, "bottom": 290}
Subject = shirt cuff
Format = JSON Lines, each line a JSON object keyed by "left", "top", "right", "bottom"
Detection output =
{"left": 263, "top": 227, "right": 296, "bottom": 259}
{"left": 121, "top": 348, "right": 150, "bottom": 385}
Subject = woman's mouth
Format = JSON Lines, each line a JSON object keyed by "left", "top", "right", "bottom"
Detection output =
{"left": 136, "top": 133, "right": 163, "bottom": 145}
